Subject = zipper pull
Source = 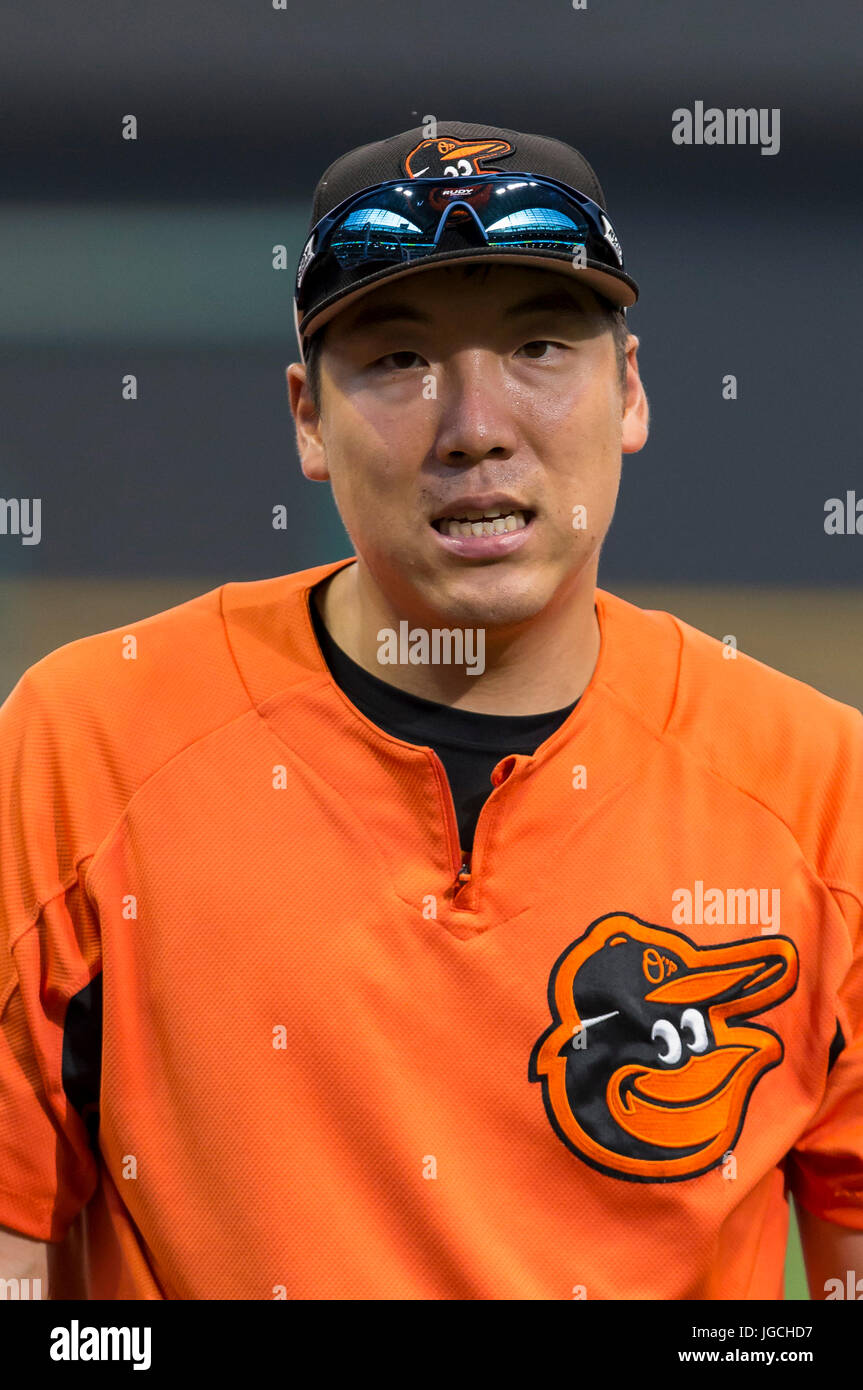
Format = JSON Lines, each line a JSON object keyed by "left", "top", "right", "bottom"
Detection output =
{"left": 455, "top": 853, "right": 471, "bottom": 889}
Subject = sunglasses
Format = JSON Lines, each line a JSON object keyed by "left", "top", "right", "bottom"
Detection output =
{"left": 295, "top": 171, "right": 631, "bottom": 324}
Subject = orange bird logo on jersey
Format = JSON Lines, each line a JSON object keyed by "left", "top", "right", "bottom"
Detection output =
{"left": 529, "top": 913, "right": 799, "bottom": 1181}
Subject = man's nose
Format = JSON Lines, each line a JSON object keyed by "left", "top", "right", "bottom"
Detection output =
{"left": 433, "top": 353, "right": 518, "bottom": 465}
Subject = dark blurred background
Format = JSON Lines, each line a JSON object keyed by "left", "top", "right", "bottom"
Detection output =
{"left": 2, "top": 0, "right": 861, "bottom": 1298}
{"left": 2, "top": 0, "right": 862, "bottom": 586}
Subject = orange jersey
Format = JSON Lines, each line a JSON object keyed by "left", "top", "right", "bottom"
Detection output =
{"left": 1, "top": 556, "right": 862, "bottom": 1299}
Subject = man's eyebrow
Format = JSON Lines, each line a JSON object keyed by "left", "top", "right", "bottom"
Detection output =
{"left": 343, "top": 288, "right": 593, "bottom": 336}
{"left": 344, "top": 301, "right": 432, "bottom": 334}
{"left": 503, "top": 290, "right": 592, "bottom": 320}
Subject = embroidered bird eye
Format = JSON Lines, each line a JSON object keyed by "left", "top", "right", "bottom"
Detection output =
{"left": 651, "top": 1018, "right": 682, "bottom": 1065}
{"left": 680, "top": 1008, "right": 709, "bottom": 1054}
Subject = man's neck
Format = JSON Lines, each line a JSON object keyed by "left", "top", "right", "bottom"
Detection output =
{"left": 312, "top": 559, "right": 601, "bottom": 717}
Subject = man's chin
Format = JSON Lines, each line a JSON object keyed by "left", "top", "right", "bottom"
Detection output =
{"left": 418, "top": 563, "right": 563, "bottom": 632}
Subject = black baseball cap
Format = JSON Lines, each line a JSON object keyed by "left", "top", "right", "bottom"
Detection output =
{"left": 293, "top": 120, "right": 639, "bottom": 358}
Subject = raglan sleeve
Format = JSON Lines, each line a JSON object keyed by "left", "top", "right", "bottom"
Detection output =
{"left": 785, "top": 707, "right": 863, "bottom": 1230}
{"left": 0, "top": 667, "right": 101, "bottom": 1241}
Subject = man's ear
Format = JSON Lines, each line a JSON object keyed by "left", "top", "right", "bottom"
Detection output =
{"left": 286, "top": 362, "right": 329, "bottom": 481}
{"left": 620, "top": 334, "right": 649, "bottom": 455}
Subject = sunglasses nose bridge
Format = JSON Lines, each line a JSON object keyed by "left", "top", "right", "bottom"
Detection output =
{"left": 431, "top": 200, "right": 490, "bottom": 248}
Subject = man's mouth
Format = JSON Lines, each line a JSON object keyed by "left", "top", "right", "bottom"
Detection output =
{"left": 431, "top": 507, "right": 534, "bottom": 538}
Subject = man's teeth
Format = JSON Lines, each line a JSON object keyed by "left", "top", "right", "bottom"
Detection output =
{"left": 437, "top": 508, "right": 529, "bottom": 538}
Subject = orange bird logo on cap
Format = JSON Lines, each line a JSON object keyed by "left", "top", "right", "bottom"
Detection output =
{"left": 529, "top": 912, "right": 799, "bottom": 1181}
{"left": 403, "top": 136, "right": 514, "bottom": 179}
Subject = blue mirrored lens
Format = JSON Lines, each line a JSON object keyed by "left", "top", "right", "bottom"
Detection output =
{"left": 332, "top": 207, "right": 432, "bottom": 265}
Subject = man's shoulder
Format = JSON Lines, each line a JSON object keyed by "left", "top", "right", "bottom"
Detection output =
{"left": 0, "top": 566, "right": 341, "bottom": 889}
{"left": 12, "top": 580, "right": 231, "bottom": 721}
{"left": 603, "top": 586, "right": 860, "bottom": 736}
{"left": 666, "top": 602, "right": 861, "bottom": 748}
{"left": 0, "top": 562, "right": 341, "bottom": 784}
{"left": 606, "top": 590, "right": 861, "bottom": 863}
{"left": 9, "top": 562, "right": 339, "bottom": 720}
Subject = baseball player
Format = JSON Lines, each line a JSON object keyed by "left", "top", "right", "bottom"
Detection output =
{"left": 1, "top": 121, "right": 861, "bottom": 1300}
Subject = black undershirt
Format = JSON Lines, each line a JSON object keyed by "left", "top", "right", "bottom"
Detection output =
{"left": 309, "top": 585, "right": 578, "bottom": 855}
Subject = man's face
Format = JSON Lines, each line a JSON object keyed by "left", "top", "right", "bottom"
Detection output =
{"left": 288, "top": 263, "right": 648, "bottom": 631}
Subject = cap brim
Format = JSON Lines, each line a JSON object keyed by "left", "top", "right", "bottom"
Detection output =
{"left": 295, "top": 247, "right": 638, "bottom": 358}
